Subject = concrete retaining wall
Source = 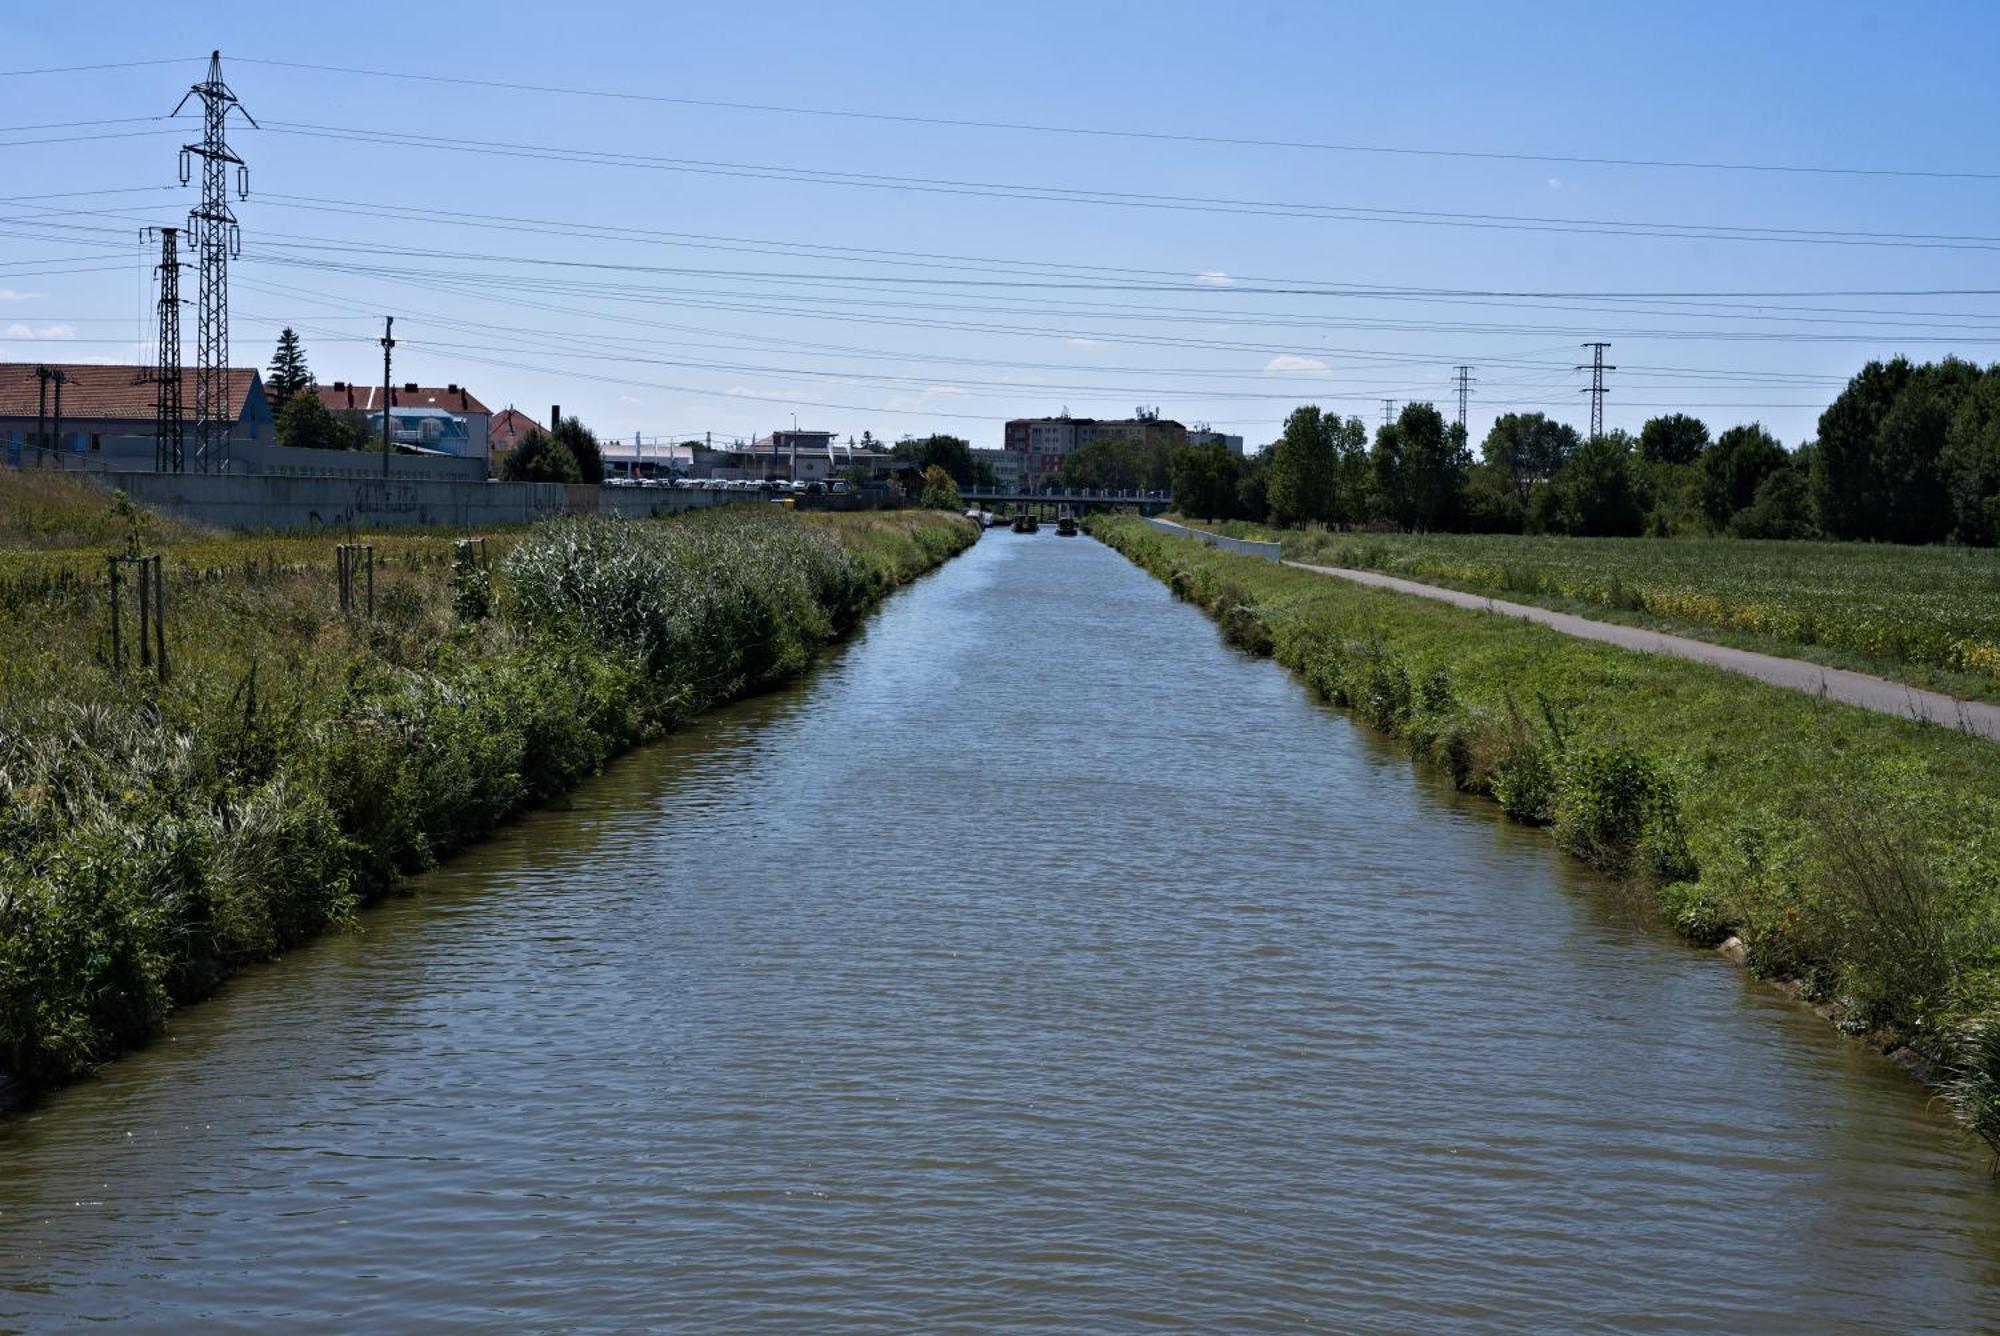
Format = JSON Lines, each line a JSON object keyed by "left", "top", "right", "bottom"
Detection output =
{"left": 90, "top": 471, "right": 749, "bottom": 533}
{"left": 1144, "top": 516, "right": 1281, "bottom": 561}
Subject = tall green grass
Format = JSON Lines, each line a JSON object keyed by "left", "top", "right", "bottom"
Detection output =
{"left": 0, "top": 507, "right": 976, "bottom": 1096}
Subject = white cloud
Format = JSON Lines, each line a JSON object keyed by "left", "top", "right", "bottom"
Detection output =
{"left": 1264, "top": 354, "right": 1331, "bottom": 376}
{"left": 3, "top": 322, "right": 74, "bottom": 339}
{"left": 616, "top": 394, "right": 643, "bottom": 405}
{"left": 1064, "top": 336, "right": 1100, "bottom": 347}
{"left": 1546, "top": 176, "right": 1563, "bottom": 190}
{"left": 0, "top": 289, "right": 43, "bottom": 302}
{"left": 922, "top": 385, "right": 967, "bottom": 397}
{"left": 1195, "top": 270, "right": 1233, "bottom": 286}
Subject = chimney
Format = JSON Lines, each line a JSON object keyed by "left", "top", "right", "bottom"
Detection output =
{"left": 551, "top": 404, "right": 560, "bottom": 432}
{"left": 403, "top": 381, "right": 419, "bottom": 394}
{"left": 332, "top": 380, "right": 346, "bottom": 391}
{"left": 447, "top": 383, "right": 458, "bottom": 393}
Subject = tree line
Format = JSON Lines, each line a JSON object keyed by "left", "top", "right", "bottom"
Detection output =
{"left": 1168, "top": 356, "right": 2000, "bottom": 545}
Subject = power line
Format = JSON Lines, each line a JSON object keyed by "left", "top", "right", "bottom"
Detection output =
{"left": 255, "top": 121, "right": 2000, "bottom": 253}
{"left": 230, "top": 55, "right": 2000, "bottom": 183}
{"left": 0, "top": 56, "right": 203, "bottom": 78}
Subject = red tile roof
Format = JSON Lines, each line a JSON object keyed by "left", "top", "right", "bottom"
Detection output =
{"left": 488, "top": 406, "right": 542, "bottom": 449}
{"left": 316, "top": 381, "right": 490, "bottom": 415}
{"left": 0, "top": 362, "right": 260, "bottom": 422}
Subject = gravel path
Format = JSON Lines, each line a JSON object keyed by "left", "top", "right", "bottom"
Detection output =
{"left": 1285, "top": 560, "right": 2000, "bottom": 743}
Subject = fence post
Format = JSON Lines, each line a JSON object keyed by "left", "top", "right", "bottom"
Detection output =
{"left": 137, "top": 555, "right": 152, "bottom": 672}
{"left": 152, "top": 555, "right": 168, "bottom": 682}
{"left": 106, "top": 555, "right": 122, "bottom": 672}
{"left": 365, "top": 544, "right": 374, "bottom": 618}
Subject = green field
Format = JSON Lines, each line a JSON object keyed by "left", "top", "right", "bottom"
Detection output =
{"left": 0, "top": 482, "right": 977, "bottom": 1096}
{"left": 1194, "top": 522, "right": 2000, "bottom": 701}
{"left": 1091, "top": 514, "right": 2000, "bottom": 1152}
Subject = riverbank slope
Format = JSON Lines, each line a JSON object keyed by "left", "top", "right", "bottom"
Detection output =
{"left": 1090, "top": 514, "right": 2000, "bottom": 1153}
{"left": 0, "top": 505, "right": 978, "bottom": 1099}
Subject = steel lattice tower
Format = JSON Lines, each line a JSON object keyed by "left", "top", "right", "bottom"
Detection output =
{"left": 1453, "top": 365, "right": 1474, "bottom": 439}
{"left": 149, "top": 227, "right": 185, "bottom": 472}
{"left": 1577, "top": 342, "right": 1615, "bottom": 439}
{"left": 173, "top": 51, "right": 255, "bottom": 475}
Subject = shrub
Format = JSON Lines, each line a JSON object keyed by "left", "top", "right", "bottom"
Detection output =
{"left": 1553, "top": 742, "right": 1676, "bottom": 876}
{"left": 1657, "top": 880, "right": 1730, "bottom": 946}
{"left": 1946, "top": 1015, "right": 2000, "bottom": 1160}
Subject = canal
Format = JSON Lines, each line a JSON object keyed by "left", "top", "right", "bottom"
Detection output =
{"left": 5, "top": 531, "right": 2000, "bottom": 1330}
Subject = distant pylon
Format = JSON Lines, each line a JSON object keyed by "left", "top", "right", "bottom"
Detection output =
{"left": 147, "top": 227, "right": 185, "bottom": 472}
{"left": 1577, "top": 342, "right": 1615, "bottom": 439}
{"left": 1381, "top": 399, "right": 1397, "bottom": 428}
{"left": 1453, "top": 365, "right": 1474, "bottom": 438}
{"left": 173, "top": 51, "right": 255, "bottom": 475}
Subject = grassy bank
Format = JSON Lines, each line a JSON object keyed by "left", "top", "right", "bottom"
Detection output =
{"left": 1187, "top": 521, "right": 2000, "bottom": 703}
{"left": 0, "top": 501, "right": 977, "bottom": 1098}
{"left": 1091, "top": 515, "right": 2000, "bottom": 1155}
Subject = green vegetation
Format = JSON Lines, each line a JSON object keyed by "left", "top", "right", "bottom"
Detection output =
{"left": 1191, "top": 524, "right": 2000, "bottom": 698}
{"left": 918, "top": 464, "right": 964, "bottom": 511}
{"left": 1089, "top": 514, "right": 2000, "bottom": 1154}
{"left": 1167, "top": 356, "right": 2000, "bottom": 546}
{"left": 0, "top": 499, "right": 976, "bottom": 1096}
{"left": 499, "top": 425, "right": 583, "bottom": 483}
{"left": 264, "top": 327, "right": 313, "bottom": 416}
{"left": 275, "top": 392, "right": 372, "bottom": 453}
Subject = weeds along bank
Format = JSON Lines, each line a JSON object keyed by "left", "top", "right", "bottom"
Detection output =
{"left": 1089, "top": 515, "right": 2000, "bottom": 1154}
{"left": 1196, "top": 522, "right": 2000, "bottom": 703}
{"left": 0, "top": 506, "right": 977, "bottom": 1098}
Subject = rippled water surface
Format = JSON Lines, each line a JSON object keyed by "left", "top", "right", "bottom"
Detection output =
{"left": 5, "top": 531, "right": 2000, "bottom": 1331}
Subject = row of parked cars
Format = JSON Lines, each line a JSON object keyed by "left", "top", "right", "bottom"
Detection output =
{"left": 603, "top": 476, "right": 851, "bottom": 495}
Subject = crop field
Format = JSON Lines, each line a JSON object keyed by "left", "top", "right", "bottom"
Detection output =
{"left": 1202, "top": 522, "right": 2000, "bottom": 696}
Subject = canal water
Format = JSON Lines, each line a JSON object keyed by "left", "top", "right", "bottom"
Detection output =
{"left": 5, "top": 532, "right": 2000, "bottom": 1331}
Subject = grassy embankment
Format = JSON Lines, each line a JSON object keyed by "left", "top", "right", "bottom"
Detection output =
{"left": 1090, "top": 514, "right": 2000, "bottom": 1153}
{"left": 1187, "top": 521, "right": 2000, "bottom": 705}
{"left": 0, "top": 478, "right": 977, "bottom": 1097}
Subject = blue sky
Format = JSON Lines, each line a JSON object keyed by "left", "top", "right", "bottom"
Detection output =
{"left": 5, "top": 0, "right": 1999, "bottom": 451}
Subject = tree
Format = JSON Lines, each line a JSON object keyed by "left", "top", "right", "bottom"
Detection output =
{"left": 919, "top": 464, "right": 963, "bottom": 510}
{"left": 1638, "top": 413, "right": 1710, "bottom": 466}
{"left": 1534, "top": 434, "right": 1644, "bottom": 537}
{"left": 1331, "top": 416, "right": 1370, "bottom": 527}
{"left": 1482, "top": 412, "right": 1581, "bottom": 505}
{"left": 1941, "top": 365, "right": 2000, "bottom": 545}
{"left": 1397, "top": 402, "right": 1469, "bottom": 531}
{"left": 1060, "top": 435, "right": 1146, "bottom": 490}
{"left": 1234, "top": 449, "right": 1270, "bottom": 522}
{"left": 552, "top": 416, "right": 604, "bottom": 484}
{"left": 1370, "top": 420, "right": 1410, "bottom": 528}
{"left": 1461, "top": 460, "right": 1526, "bottom": 532}
{"left": 1169, "top": 440, "right": 1241, "bottom": 520}
{"left": 1730, "top": 467, "right": 1816, "bottom": 540}
{"left": 275, "top": 391, "right": 365, "bottom": 452}
{"left": 894, "top": 433, "right": 976, "bottom": 485}
{"left": 499, "top": 427, "right": 582, "bottom": 483}
{"left": 1699, "top": 423, "right": 1789, "bottom": 531}
{"left": 1874, "top": 357, "right": 1981, "bottom": 545}
{"left": 1811, "top": 357, "right": 1913, "bottom": 540}
{"left": 1265, "top": 406, "right": 1338, "bottom": 527}
{"left": 266, "top": 327, "right": 313, "bottom": 415}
